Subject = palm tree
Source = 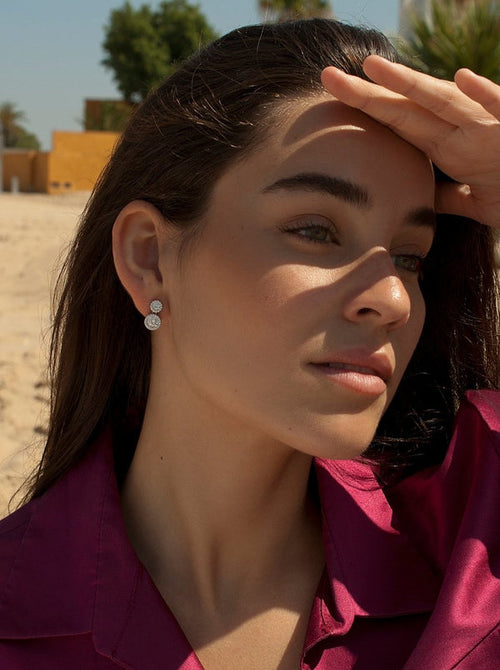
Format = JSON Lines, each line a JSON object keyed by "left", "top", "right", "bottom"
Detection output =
{"left": 258, "top": 0, "right": 333, "bottom": 22}
{"left": 0, "top": 103, "right": 27, "bottom": 147}
{"left": 399, "top": 0, "right": 500, "bottom": 82}
{"left": 0, "top": 102, "right": 40, "bottom": 149}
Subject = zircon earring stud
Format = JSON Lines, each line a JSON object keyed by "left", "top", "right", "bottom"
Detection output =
{"left": 144, "top": 299, "right": 163, "bottom": 331}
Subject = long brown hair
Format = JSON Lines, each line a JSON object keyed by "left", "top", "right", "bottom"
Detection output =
{"left": 25, "top": 19, "right": 499, "bottom": 501}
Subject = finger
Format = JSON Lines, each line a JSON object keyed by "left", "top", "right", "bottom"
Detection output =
{"left": 454, "top": 68, "right": 500, "bottom": 120}
{"left": 321, "top": 65, "right": 404, "bottom": 111}
{"left": 434, "top": 182, "right": 500, "bottom": 229}
{"left": 321, "top": 66, "right": 451, "bottom": 153}
{"left": 362, "top": 56, "right": 486, "bottom": 126}
{"left": 437, "top": 181, "right": 500, "bottom": 229}
{"left": 435, "top": 182, "right": 477, "bottom": 219}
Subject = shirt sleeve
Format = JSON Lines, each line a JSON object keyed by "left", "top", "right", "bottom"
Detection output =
{"left": 385, "top": 389, "right": 500, "bottom": 669}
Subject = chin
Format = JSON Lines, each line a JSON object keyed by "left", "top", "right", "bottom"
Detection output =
{"left": 290, "top": 415, "right": 380, "bottom": 462}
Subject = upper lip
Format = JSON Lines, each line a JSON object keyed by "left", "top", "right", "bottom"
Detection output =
{"left": 309, "top": 349, "right": 394, "bottom": 382}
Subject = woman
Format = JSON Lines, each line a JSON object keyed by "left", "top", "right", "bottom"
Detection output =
{"left": 0, "top": 18, "right": 498, "bottom": 669}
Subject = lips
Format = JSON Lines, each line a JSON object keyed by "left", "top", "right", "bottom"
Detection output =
{"left": 319, "top": 362, "right": 386, "bottom": 377}
{"left": 308, "top": 352, "right": 393, "bottom": 397}
{"left": 309, "top": 351, "right": 394, "bottom": 383}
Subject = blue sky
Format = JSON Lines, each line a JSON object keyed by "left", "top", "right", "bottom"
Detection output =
{"left": 0, "top": 0, "right": 400, "bottom": 150}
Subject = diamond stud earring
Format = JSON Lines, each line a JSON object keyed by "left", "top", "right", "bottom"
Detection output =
{"left": 144, "top": 299, "right": 163, "bottom": 331}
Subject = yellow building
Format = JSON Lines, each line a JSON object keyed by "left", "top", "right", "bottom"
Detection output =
{"left": 2, "top": 130, "right": 120, "bottom": 194}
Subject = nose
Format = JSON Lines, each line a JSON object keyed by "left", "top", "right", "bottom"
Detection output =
{"left": 342, "top": 253, "right": 411, "bottom": 331}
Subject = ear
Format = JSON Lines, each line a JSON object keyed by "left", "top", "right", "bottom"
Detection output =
{"left": 112, "top": 200, "right": 169, "bottom": 317}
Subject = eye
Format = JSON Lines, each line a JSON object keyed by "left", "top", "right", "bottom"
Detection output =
{"left": 391, "top": 254, "right": 425, "bottom": 275}
{"left": 281, "top": 219, "right": 339, "bottom": 245}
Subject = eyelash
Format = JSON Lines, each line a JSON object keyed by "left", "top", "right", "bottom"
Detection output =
{"left": 391, "top": 254, "right": 426, "bottom": 276}
{"left": 281, "top": 222, "right": 339, "bottom": 244}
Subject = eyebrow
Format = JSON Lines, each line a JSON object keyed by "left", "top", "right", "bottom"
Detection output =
{"left": 263, "top": 171, "right": 436, "bottom": 230}
{"left": 404, "top": 206, "right": 437, "bottom": 230}
{"left": 263, "top": 172, "right": 371, "bottom": 208}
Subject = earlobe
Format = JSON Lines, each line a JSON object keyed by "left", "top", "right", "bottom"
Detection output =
{"left": 112, "top": 200, "right": 168, "bottom": 316}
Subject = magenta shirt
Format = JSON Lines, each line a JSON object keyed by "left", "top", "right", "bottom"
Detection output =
{"left": 0, "top": 390, "right": 498, "bottom": 668}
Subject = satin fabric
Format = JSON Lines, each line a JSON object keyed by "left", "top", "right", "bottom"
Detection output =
{"left": 0, "top": 390, "right": 498, "bottom": 668}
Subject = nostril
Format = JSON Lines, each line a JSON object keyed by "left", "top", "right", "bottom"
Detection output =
{"left": 358, "top": 307, "right": 373, "bottom": 315}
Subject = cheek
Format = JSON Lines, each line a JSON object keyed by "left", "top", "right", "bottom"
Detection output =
{"left": 168, "top": 257, "right": 289, "bottom": 379}
{"left": 410, "top": 288, "right": 426, "bottom": 350}
{"left": 388, "top": 287, "right": 426, "bottom": 401}
{"left": 404, "top": 286, "right": 426, "bottom": 363}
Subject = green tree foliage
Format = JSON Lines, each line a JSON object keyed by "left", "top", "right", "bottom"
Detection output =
{"left": 400, "top": 0, "right": 500, "bottom": 82}
{"left": 12, "top": 128, "right": 41, "bottom": 150}
{"left": 83, "top": 100, "right": 134, "bottom": 132}
{"left": 102, "top": 1, "right": 218, "bottom": 103}
{"left": 258, "top": 0, "right": 333, "bottom": 22}
{"left": 0, "top": 103, "right": 40, "bottom": 150}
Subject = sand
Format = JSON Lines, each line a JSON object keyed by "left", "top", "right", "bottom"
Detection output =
{"left": 0, "top": 192, "right": 90, "bottom": 518}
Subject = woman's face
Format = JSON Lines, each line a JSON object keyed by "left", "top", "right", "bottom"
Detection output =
{"left": 159, "top": 97, "right": 436, "bottom": 459}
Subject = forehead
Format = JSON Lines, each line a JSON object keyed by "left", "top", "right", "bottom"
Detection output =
{"left": 280, "top": 98, "right": 431, "bottom": 181}
{"left": 218, "top": 96, "right": 435, "bottom": 208}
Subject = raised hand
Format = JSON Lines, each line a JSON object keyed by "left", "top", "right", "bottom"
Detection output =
{"left": 321, "top": 56, "right": 500, "bottom": 229}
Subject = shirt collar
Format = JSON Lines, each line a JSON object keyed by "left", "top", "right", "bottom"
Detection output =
{"left": 0, "top": 435, "right": 108, "bottom": 639}
{"left": 0, "top": 431, "right": 439, "bottom": 664}
{"left": 303, "top": 456, "right": 439, "bottom": 652}
{"left": 0, "top": 431, "right": 203, "bottom": 668}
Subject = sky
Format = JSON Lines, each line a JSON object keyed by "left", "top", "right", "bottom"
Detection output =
{"left": 0, "top": 0, "right": 400, "bottom": 150}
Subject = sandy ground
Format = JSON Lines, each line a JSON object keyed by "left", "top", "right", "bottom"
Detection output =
{"left": 0, "top": 192, "right": 90, "bottom": 518}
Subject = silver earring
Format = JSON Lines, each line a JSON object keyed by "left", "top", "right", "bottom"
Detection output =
{"left": 144, "top": 299, "right": 163, "bottom": 331}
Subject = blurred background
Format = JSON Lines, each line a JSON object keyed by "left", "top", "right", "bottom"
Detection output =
{"left": 0, "top": 0, "right": 402, "bottom": 152}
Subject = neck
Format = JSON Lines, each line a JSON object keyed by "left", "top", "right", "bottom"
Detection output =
{"left": 120, "top": 370, "right": 323, "bottom": 618}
